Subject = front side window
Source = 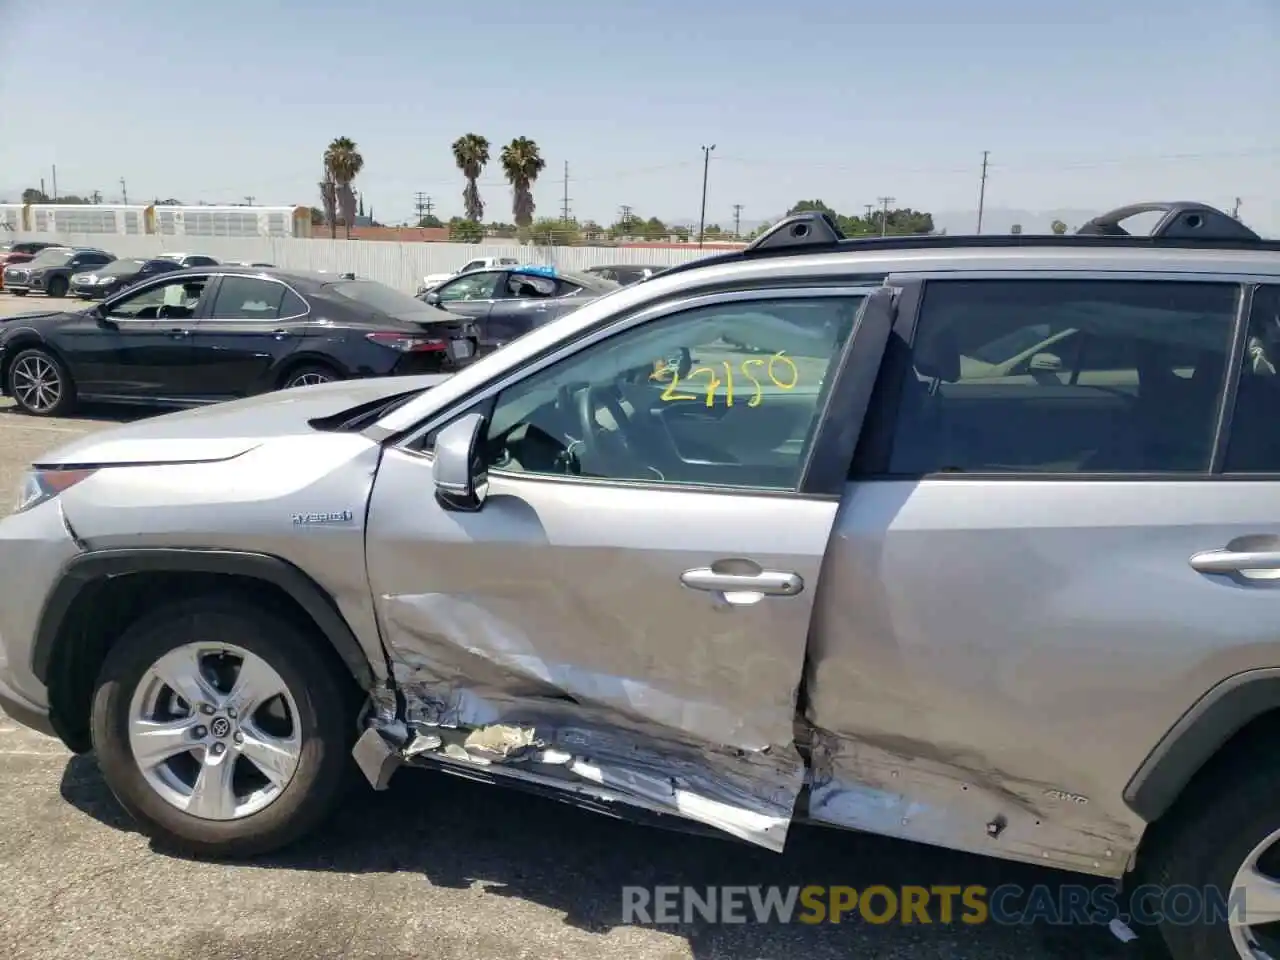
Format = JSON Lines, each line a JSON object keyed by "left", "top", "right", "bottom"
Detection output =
{"left": 107, "top": 277, "right": 209, "bottom": 320}
{"left": 504, "top": 273, "right": 558, "bottom": 298}
{"left": 437, "top": 271, "right": 501, "bottom": 302}
{"left": 208, "top": 276, "right": 297, "bottom": 320}
{"left": 482, "top": 296, "right": 864, "bottom": 491}
{"left": 888, "top": 279, "right": 1240, "bottom": 475}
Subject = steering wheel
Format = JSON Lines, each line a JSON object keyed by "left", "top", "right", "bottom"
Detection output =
{"left": 573, "top": 384, "right": 648, "bottom": 476}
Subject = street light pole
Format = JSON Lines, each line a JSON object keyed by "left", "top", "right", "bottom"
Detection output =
{"left": 698, "top": 144, "right": 716, "bottom": 248}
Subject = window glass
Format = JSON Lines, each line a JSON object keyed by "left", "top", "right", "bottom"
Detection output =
{"left": 888, "top": 279, "right": 1238, "bottom": 474}
{"left": 437, "top": 271, "right": 501, "bottom": 302}
{"left": 1224, "top": 285, "right": 1280, "bottom": 472}
{"left": 483, "top": 296, "right": 863, "bottom": 490}
{"left": 107, "top": 277, "right": 209, "bottom": 320}
{"left": 505, "top": 273, "right": 558, "bottom": 298}
{"left": 209, "top": 276, "right": 290, "bottom": 320}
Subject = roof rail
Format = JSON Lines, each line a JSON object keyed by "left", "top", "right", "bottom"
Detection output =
{"left": 1076, "top": 201, "right": 1260, "bottom": 241}
{"left": 746, "top": 211, "right": 845, "bottom": 252}
{"left": 647, "top": 200, "right": 1275, "bottom": 283}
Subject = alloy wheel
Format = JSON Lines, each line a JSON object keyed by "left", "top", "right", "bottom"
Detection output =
{"left": 126, "top": 642, "right": 302, "bottom": 821}
{"left": 287, "top": 371, "right": 333, "bottom": 388}
{"left": 1230, "top": 826, "right": 1280, "bottom": 958}
{"left": 10, "top": 354, "right": 63, "bottom": 414}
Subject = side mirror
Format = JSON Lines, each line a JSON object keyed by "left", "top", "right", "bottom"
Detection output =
{"left": 433, "top": 412, "right": 488, "bottom": 512}
{"left": 1028, "top": 352, "right": 1063, "bottom": 384}
{"left": 425, "top": 291, "right": 441, "bottom": 306}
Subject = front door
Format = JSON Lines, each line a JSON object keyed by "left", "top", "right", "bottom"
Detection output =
{"left": 432, "top": 270, "right": 503, "bottom": 346}
{"left": 56, "top": 274, "right": 212, "bottom": 398}
{"left": 805, "top": 274, "right": 1274, "bottom": 875}
{"left": 364, "top": 284, "right": 894, "bottom": 849}
{"left": 184, "top": 275, "right": 310, "bottom": 398}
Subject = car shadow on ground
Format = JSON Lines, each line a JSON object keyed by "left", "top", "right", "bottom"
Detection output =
{"left": 58, "top": 754, "right": 1143, "bottom": 959}
{"left": 0, "top": 402, "right": 159, "bottom": 425}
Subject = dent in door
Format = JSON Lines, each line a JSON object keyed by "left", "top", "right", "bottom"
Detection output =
{"left": 363, "top": 454, "right": 838, "bottom": 851}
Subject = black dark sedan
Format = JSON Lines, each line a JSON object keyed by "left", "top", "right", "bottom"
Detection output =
{"left": 0, "top": 266, "right": 479, "bottom": 417}
{"left": 71, "top": 257, "right": 184, "bottom": 299}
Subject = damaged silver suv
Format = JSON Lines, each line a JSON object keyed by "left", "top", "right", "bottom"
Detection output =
{"left": 2, "top": 202, "right": 1279, "bottom": 959}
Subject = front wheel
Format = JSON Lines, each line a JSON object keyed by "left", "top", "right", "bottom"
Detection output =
{"left": 12, "top": 289, "right": 27, "bottom": 296}
{"left": 90, "top": 597, "right": 358, "bottom": 858}
{"left": 7, "top": 347, "right": 76, "bottom": 416}
{"left": 46, "top": 276, "right": 68, "bottom": 298}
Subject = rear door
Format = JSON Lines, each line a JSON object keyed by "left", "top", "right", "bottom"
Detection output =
{"left": 184, "top": 275, "right": 310, "bottom": 397}
{"left": 804, "top": 272, "right": 1264, "bottom": 873}
{"left": 365, "top": 283, "right": 894, "bottom": 849}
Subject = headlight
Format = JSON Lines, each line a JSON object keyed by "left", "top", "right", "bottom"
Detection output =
{"left": 13, "top": 468, "right": 97, "bottom": 513}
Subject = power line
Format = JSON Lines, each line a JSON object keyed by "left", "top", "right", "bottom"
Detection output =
{"left": 976, "top": 150, "right": 990, "bottom": 234}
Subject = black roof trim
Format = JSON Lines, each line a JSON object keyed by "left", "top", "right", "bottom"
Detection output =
{"left": 649, "top": 202, "right": 1277, "bottom": 282}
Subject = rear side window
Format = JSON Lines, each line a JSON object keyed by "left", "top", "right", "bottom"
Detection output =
{"left": 1224, "top": 285, "right": 1280, "bottom": 472}
{"left": 886, "top": 279, "right": 1240, "bottom": 475}
{"left": 209, "top": 276, "right": 306, "bottom": 320}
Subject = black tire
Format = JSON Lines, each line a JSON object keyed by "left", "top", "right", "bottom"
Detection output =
{"left": 281, "top": 362, "right": 342, "bottom": 390}
{"left": 46, "top": 275, "right": 68, "bottom": 298}
{"left": 12, "top": 289, "right": 27, "bottom": 296}
{"left": 1142, "top": 749, "right": 1280, "bottom": 959}
{"left": 6, "top": 346, "right": 77, "bottom": 417}
{"left": 90, "top": 596, "right": 358, "bottom": 859}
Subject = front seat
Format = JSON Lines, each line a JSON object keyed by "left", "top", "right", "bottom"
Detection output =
{"left": 890, "top": 324, "right": 961, "bottom": 473}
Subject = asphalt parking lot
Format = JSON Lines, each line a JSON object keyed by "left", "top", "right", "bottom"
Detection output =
{"left": 0, "top": 292, "right": 1134, "bottom": 959}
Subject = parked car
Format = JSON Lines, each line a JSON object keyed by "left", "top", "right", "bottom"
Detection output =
{"left": 3, "top": 201, "right": 1280, "bottom": 960}
{"left": 417, "top": 256, "right": 520, "bottom": 297}
{"left": 421, "top": 263, "right": 621, "bottom": 351}
{"left": 220, "top": 260, "right": 275, "bottom": 268}
{"left": 0, "top": 266, "right": 479, "bottom": 415}
{"left": 156, "top": 252, "right": 221, "bottom": 268}
{"left": 0, "top": 241, "right": 64, "bottom": 291}
{"left": 71, "top": 257, "right": 184, "bottom": 299}
{"left": 2, "top": 246, "right": 115, "bottom": 297}
{"left": 582, "top": 263, "right": 665, "bottom": 285}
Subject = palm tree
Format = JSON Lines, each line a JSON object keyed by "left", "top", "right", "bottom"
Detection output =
{"left": 323, "top": 137, "right": 364, "bottom": 239}
{"left": 451, "top": 134, "right": 490, "bottom": 223}
{"left": 500, "top": 137, "right": 546, "bottom": 231}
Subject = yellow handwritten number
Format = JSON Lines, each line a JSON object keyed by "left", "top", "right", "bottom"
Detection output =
{"left": 687, "top": 367, "right": 723, "bottom": 407}
{"left": 740, "top": 358, "right": 765, "bottom": 407}
{"left": 767, "top": 351, "right": 799, "bottom": 390}
{"left": 654, "top": 366, "right": 697, "bottom": 402}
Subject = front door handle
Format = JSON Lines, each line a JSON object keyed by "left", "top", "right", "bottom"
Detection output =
{"left": 167, "top": 328, "right": 190, "bottom": 339}
{"left": 680, "top": 567, "right": 803, "bottom": 597}
{"left": 1190, "top": 549, "right": 1280, "bottom": 575}
{"left": 272, "top": 328, "right": 293, "bottom": 340}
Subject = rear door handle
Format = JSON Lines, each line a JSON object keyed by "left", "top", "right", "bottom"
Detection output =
{"left": 1190, "top": 549, "right": 1280, "bottom": 574}
{"left": 680, "top": 567, "right": 804, "bottom": 597}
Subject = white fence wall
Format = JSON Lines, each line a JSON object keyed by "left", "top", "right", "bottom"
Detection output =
{"left": 8, "top": 233, "right": 720, "bottom": 292}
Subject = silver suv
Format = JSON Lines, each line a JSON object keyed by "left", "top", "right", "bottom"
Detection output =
{"left": 1, "top": 201, "right": 1277, "bottom": 959}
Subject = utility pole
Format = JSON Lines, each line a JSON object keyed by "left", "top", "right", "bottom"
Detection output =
{"left": 560, "top": 161, "right": 572, "bottom": 222}
{"left": 618, "top": 205, "right": 633, "bottom": 235}
{"left": 120, "top": 177, "right": 128, "bottom": 205}
{"left": 90, "top": 190, "right": 102, "bottom": 205}
{"left": 244, "top": 195, "right": 255, "bottom": 206}
{"left": 976, "top": 150, "right": 990, "bottom": 234}
{"left": 877, "top": 196, "right": 896, "bottom": 237}
{"left": 413, "top": 191, "right": 428, "bottom": 223}
{"left": 697, "top": 144, "right": 716, "bottom": 248}
{"left": 51, "top": 166, "right": 58, "bottom": 201}
{"left": 732, "top": 203, "right": 743, "bottom": 239}
{"left": 424, "top": 196, "right": 434, "bottom": 219}
{"left": 1232, "top": 197, "right": 1242, "bottom": 220}
{"left": 864, "top": 204, "right": 874, "bottom": 221}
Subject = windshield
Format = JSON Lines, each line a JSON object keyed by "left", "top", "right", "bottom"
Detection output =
{"left": 30, "top": 249, "right": 73, "bottom": 267}
{"left": 329, "top": 279, "right": 454, "bottom": 320}
{"left": 95, "top": 259, "right": 145, "bottom": 276}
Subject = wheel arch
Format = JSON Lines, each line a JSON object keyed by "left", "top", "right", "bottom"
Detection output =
{"left": 1, "top": 333, "right": 66, "bottom": 390}
{"left": 1125, "top": 667, "right": 1280, "bottom": 822}
{"left": 34, "top": 548, "right": 377, "bottom": 753}
{"left": 274, "top": 352, "right": 349, "bottom": 389}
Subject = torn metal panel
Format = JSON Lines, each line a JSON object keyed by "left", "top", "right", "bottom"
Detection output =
{"left": 804, "top": 731, "right": 1139, "bottom": 877}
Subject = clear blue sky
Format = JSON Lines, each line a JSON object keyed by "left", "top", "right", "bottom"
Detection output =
{"left": 0, "top": 0, "right": 1276, "bottom": 233}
